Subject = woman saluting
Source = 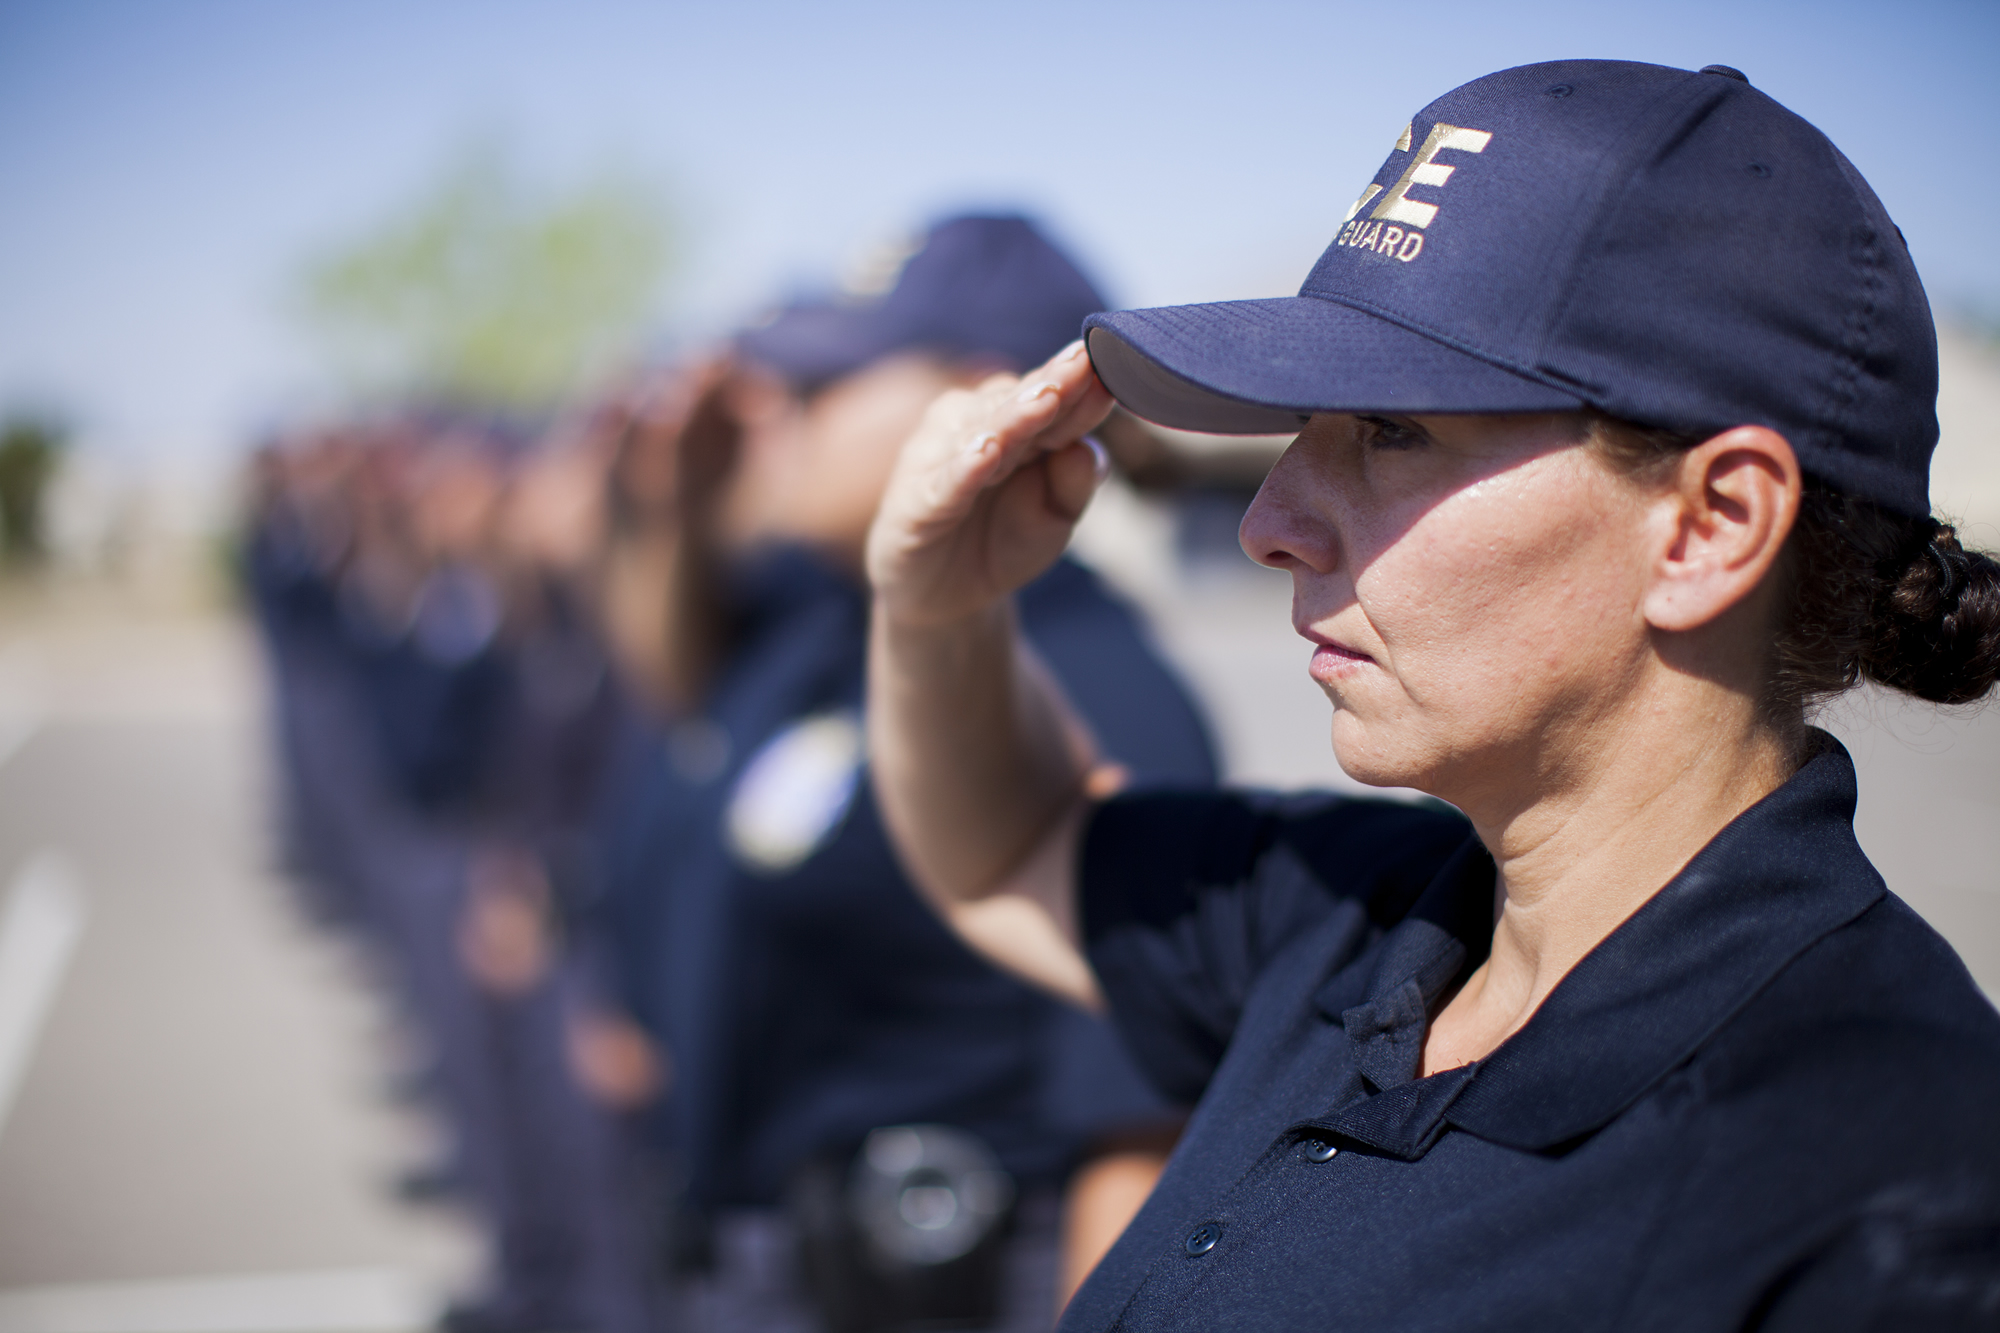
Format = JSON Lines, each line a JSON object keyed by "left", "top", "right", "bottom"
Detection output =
{"left": 863, "top": 60, "right": 2000, "bottom": 1330}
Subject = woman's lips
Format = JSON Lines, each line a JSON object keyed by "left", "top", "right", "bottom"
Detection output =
{"left": 1308, "top": 639, "right": 1373, "bottom": 682}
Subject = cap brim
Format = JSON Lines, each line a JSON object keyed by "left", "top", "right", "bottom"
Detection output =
{"left": 1083, "top": 297, "right": 1585, "bottom": 434}
{"left": 736, "top": 302, "right": 897, "bottom": 389}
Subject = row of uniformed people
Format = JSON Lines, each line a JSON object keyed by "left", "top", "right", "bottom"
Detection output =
{"left": 246, "top": 414, "right": 653, "bottom": 1333}
{"left": 243, "top": 214, "right": 1228, "bottom": 1333}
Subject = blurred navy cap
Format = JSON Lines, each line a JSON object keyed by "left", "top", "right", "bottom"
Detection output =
{"left": 1084, "top": 60, "right": 1939, "bottom": 517}
{"left": 739, "top": 214, "right": 1108, "bottom": 391}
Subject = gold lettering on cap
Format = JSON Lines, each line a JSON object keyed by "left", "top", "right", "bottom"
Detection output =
{"left": 1342, "top": 184, "right": 1383, "bottom": 225}
{"left": 1341, "top": 124, "right": 1414, "bottom": 224}
{"left": 1370, "top": 122, "right": 1493, "bottom": 229}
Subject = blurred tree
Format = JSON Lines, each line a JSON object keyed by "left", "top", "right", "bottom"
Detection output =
{"left": 0, "top": 416, "right": 66, "bottom": 563}
{"left": 296, "top": 142, "right": 671, "bottom": 411}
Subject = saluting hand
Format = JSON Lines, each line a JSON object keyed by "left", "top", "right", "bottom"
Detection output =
{"left": 866, "top": 342, "right": 1113, "bottom": 626}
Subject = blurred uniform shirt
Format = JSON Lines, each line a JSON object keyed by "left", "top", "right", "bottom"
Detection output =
{"left": 592, "top": 547, "right": 1215, "bottom": 1209}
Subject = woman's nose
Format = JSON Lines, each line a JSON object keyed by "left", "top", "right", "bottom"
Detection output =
{"left": 1240, "top": 452, "right": 1339, "bottom": 574}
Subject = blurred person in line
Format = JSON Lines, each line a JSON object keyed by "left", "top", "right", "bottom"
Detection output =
{"left": 242, "top": 214, "right": 1240, "bottom": 1333}
{"left": 244, "top": 419, "right": 662, "bottom": 1333}
{"left": 862, "top": 61, "right": 2000, "bottom": 1331}
{"left": 575, "top": 214, "right": 1216, "bottom": 1332}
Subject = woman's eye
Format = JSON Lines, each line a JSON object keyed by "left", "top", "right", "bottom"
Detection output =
{"left": 1356, "top": 415, "right": 1426, "bottom": 451}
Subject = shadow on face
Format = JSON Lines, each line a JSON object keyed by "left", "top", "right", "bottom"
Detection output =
{"left": 1238, "top": 411, "right": 1666, "bottom": 800}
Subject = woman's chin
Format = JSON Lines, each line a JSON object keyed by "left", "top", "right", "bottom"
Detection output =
{"left": 1328, "top": 718, "right": 1423, "bottom": 790}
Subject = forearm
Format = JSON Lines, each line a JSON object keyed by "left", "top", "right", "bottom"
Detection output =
{"left": 600, "top": 525, "right": 721, "bottom": 712}
{"left": 868, "top": 598, "right": 1092, "bottom": 908}
{"left": 861, "top": 345, "right": 1115, "bottom": 1001}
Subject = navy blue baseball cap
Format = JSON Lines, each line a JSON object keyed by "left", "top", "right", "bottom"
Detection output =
{"left": 739, "top": 213, "right": 1108, "bottom": 391}
{"left": 1084, "top": 60, "right": 1939, "bottom": 517}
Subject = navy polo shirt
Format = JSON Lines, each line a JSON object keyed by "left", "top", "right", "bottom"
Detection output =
{"left": 602, "top": 546, "right": 1217, "bottom": 1209}
{"left": 1068, "top": 735, "right": 2000, "bottom": 1330}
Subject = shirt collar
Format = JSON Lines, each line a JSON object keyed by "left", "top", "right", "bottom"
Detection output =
{"left": 1320, "top": 836, "right": 1494, "bottom": 1089}
{"left": 1447, "top": 730, "right": 1886, "bottom": 1151}
{"left": 1312, "top": 731, "right": 1885, "bottom": 1160}
{"left": 1308, "top": 838, "right": 1494, "bottom": 1159}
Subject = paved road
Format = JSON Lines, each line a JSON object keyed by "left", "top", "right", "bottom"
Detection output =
{"left": 0, "top": 582, "right": 474, "bottom": 1331}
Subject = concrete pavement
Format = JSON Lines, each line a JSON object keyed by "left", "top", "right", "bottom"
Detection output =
{"left": 0, "top": 577, "right": 475, "bottom": 1330}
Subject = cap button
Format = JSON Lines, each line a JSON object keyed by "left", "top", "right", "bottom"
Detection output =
{"left": 1699, "top": 64, "right": 1750, "bottom": 84}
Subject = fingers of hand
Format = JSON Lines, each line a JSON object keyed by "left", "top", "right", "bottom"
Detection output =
{"left": 895, "top": 379, "right": 1036, "bottom": 522}
{"left": 1041, "top": 440, "right": 1103, "bottom": 522}
{"left": 986, "top": 462, "right": 1085, "bottom": 583}
{"left": 901, "top": 387, "right": 1005, "bottom": 520}
{"left": 1019, "top": 343, "right": 1115, "bottom": 454}
{"left": 985, "top": 440, "right": 1106, "bottom": 552}
{"left": 956, "top": 346, "right": 1110, "bottom": 494}
{"left": 874, "top": 343, "right": 1111, "bottom": 587}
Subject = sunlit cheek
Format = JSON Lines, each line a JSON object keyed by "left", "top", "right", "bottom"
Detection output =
{"left": 1359, "top": 474, "right": 1612, "bottom": 729}
{"left": 1354, "top": 521, "right": 1498, "bottom": 699}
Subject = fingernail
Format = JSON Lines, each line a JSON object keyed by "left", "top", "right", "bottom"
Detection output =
{"left": 1016, "top": 381, "right": 1060, "bottom": 406}
{"left": 1058, "top": 339, "right": 1087, "bottom": 362}
{"left": 1083, "top": 435, "right": 1111, "bottom": 483}
{"left": 963, "top": 433, "right": 999, "bottom": 460}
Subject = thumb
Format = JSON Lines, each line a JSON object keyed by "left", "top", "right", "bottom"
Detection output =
{"left": 1042, "top": 437, "right": 1108, "bottom": 523}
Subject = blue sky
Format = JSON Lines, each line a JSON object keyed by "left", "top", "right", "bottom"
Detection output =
{"left": 2, "top": 0, "right": 1995, "bottom": 463}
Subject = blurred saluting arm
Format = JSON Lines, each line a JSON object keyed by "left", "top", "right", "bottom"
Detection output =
{"left": 866, "top": 342, "right": 1116, "bottom": 1011}
{"left": 594, "top": 360, "right": 744, "bottom": 713}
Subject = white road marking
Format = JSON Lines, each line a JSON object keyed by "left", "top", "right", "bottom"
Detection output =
{"left": 0, "top": 851, "right": 87, "bottom": 1139}
{"left": 0, "top": 1267, "right": 436, "bottom": 1333}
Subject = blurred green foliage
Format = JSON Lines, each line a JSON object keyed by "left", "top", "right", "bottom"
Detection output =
{"left": 0, "top": 417, "right": 65, "bottom": 563}
{"left": 296, "top": 142, "right": 671, "bottom": 411}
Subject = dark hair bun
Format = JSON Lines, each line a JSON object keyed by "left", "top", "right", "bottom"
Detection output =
{"left": 1587, "top": 414, "right": 1999, "bottom": 717}
{"left": 1862, "top": 521, "right": 2000, "bottom": 706}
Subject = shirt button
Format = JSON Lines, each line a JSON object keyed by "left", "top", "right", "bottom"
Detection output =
{"left": 1300, "top": 1137, "right": 1338, "bottom": 1163}
{"left": 1184, "top": 1222, "right": 1223, "bottom": 1256}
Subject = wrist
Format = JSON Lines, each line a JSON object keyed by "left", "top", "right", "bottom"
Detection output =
{"left": 873, "top": 592, "right": 1011, "bottom": 644}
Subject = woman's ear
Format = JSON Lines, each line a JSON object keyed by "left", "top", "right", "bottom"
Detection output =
{"left": 1642, "top": 425, "right": 1801, "bottom": 633}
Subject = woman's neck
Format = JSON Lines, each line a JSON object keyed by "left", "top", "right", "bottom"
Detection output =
{"left": 1419, "top": 678, "right": 1796, "bottom": 1077}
